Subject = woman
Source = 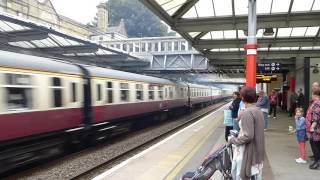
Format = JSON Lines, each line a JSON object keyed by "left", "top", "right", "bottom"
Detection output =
{"left": 229, "top": 87, "right": 265, "bottom": 180}
{"left": 256, "top": 91, "right": 269, "bottom": 130}
{"left": 306, "top": 87, "right": 320, "bottom": 170}
{"left": 269, "top": 90, "right": 278, "bottom": 118}
{"left": 225, "top": 92, "right": 241, "bottom": 141}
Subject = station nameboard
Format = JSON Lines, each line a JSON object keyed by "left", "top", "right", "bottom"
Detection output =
{"left": 257, "top": 63, "right": 282, "bottom": 73}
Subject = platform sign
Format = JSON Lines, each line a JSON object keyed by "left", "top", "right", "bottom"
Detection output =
{"left": 257, "top": 63, "right": 282, "bottom": 73}
{"left": 256, "top": 74, "right": 277, "bottom": 83}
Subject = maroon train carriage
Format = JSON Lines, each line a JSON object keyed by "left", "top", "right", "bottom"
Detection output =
{"left": 187, "top": 83, "right": 223, "bottom": 108}
{"left": 0, "top": 50, "right": 228, "bottom": 173}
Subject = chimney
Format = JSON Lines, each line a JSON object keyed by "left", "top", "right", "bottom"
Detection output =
{"left": 96, "top": 2, "right": 108, "bottom": 33}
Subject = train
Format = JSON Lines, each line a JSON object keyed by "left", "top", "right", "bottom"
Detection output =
{"left": 0, "top": 50, "right": 230, "bottom": 173}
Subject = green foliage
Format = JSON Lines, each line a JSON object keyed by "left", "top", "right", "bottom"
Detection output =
{"left": 107, "top": 0, "right": 171, "bottom": 37}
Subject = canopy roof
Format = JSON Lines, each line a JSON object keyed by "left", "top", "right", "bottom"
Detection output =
{"left": 140, "top": 0, "right": 320, "bottom": 72}
{"left": 0, "top": 12, "right": 147, "bottom": 69}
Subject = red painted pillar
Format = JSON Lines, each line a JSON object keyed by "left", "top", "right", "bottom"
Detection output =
{"left": 245, "top": 44, "right": 258, "bottom": 88}
{"left": 246, "top": 0, "right": 257, "bottom": 88}
{"left": 290, "top": 76, "right": 295, "bottom": 93}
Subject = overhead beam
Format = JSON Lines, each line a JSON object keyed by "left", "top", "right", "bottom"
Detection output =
{"left": 205, "top": 50, "right": 320, "bottom": 59}
{"left": 172, "top": 0, "right": 199, "bottom": 19}
{"left": 193, "top": 37, "right": 320, "bottom": 49}
{"left": 139, "top": 0, "right": 174, "bottom": 26}
{"left": 194, "top": 31, "right": 208, "bottom": 40}
{"left": 37, "top": 45, "right": 98, "bottom": 54}
{"left": 209, "top": 58, "right": 295, "bottom": 66}
{"left": 174, "top": 12, "right": 320, "bottom": 32}
{"left": 286, "top": 0, "right": 294, "bottom": 24}
{"left": 0, "top": 30, "right": 48, "bottom": 43}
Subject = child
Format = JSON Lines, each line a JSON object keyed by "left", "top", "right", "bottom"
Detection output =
{"left": 294, "top": 108, "right": 307, "bottom": 164}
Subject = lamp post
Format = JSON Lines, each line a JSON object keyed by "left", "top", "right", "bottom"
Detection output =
{"left": 245, "top": 0, "right": 257, "bottom": 88}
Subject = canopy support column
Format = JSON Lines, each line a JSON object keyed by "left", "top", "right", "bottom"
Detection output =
{"left": 246, "top": 0, "right": 257, "bottom": 88}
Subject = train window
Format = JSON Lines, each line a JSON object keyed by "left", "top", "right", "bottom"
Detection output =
{"left": 169, "top": 87, "right": 174, "bottom": 99}
{"left": 149, "top": 85, "right": 154, "bottom": 100}
{"left": 164, "top": 87, "right": 168, "bottom": 98}
{"left": 71, "top": 82, "right": 77, "bottom": 102}
{"left": 96, "top": 84, "right": 102, "bottom": 101}
{"left": 158, "top": 86, "right": 164, "bottom": 100}
{"left": 180, "top": 88, "right": 184, "bottom": 98}
{"left": 107, "top": 82, "right": 112, "bottom": 88}
{"left": 120, "top": 83, "right": 129, "bottom": 102}
{"left": 136, "top": 84, "right": 143, "bottom": 101}
{"left": 106, "top": 81, "right": 113, "bottom": 103}
{"left": 5, "top": 74, "right": 33, "bottom": 111}
{"left": 52, "top": 77, "right": 61, "bottom": 86}
{"left": 51, "top": 77, "right": 63, "bottom": 107}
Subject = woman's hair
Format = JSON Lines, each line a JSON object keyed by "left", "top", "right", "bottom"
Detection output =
{"left": 295, "top": 107, "right": 304, "bottom": 114}
{"left": 233, "top": 91, "right": 240, "bottom": 97}
{"left": 240, "top": 86, "right": 256, "bottom": 103}
{"left": 313, "top": 88, "right": 320, "bottom": 96}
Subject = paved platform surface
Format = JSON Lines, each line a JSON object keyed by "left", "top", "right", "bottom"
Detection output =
{"left": 93, "top": 104, "right": 229, "bottom": 180}
{"left": 265, "top": 109, "right": 319, "bottom": 180}
{"left": 93, "top": 106, "right": 319, "bottom": 180}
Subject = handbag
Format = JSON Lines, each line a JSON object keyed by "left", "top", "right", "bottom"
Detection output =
{"left": 224, "top": 109, "right": 233, "bottom": 126}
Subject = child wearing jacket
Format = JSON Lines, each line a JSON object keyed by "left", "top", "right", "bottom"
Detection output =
{"left": 295, "top": 108, "right": 307, "bottom": 164}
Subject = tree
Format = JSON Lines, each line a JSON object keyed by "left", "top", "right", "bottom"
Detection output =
{"left": 107, "top": 0, "right": 171, "bottom": 37}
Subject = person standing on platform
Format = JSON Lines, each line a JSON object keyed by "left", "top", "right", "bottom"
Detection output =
{"left": 294, "top": 108, "right": 307, "bottom": 164}
{"left": 306, "top": 86, "right": 320, "bottom": 170}
{"left": 297, "top": 88, "right": 305, "bottom": 108}
{"left": 235, "top": 100, "right": 245, "bottom": 131}
{"left": 225, "top": 92, "right": 241, "bottom": 141}
{"left": 312, "top": 82, "right": 320, "bottom": 94}
{"left": 278, "top": 91, "right": 282, "bottom": 108}
{"left": 289, "top": 92, "right": 298, "bottom": 117}
{"left": 269, "top": 90, "right": 278, "bottom": 119}
{"left": 257, "top": 91, "right": 269, "bottom": 130}
{"left": 228, "top": 87, "right": 265, "bottom": 180}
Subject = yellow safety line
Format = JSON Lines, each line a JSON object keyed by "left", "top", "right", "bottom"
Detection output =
{"left": 0, "top": 66, "right": 81, "bottom": 78}
{"left": 164, "top": 115, "right": 224, "bottom": 180}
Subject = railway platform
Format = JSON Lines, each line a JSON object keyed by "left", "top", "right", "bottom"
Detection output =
{"left": 93, "top": 105, "right": 320, "bottom": 180}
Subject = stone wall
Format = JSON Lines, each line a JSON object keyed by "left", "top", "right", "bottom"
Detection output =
{"left": 0, "top": 0, "right": 94, "bottom": 38}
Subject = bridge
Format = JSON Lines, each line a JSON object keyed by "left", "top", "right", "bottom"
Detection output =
{"left": 91, "top": 35, "right": 210, "bottom": 72}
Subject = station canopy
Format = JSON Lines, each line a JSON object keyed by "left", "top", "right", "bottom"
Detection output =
{"left": 140, "top": 0, "right": 320, "bottom": 72}
{"left": 0, "top": 12, "right": 147, "bottom": 69}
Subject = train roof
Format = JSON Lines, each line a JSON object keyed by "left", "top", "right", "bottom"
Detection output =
{"left": 0, "top": 50, "right": 82, "bottom": 75}
{"left": 0, "top": 50, "right": 178, "bottom": 85}
{"left": 187, "top": 83, "right": 221, "bottom": 89}
{"left": 85, "top": 66, "right": 177, "bottom": 85}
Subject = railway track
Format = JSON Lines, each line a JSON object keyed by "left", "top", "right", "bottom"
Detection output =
{"left": 7, "top": 100, "right": 230, "bottom": 180}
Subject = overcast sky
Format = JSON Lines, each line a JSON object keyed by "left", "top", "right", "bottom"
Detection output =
{"left": 50, "top": 0, "right": 103, "bottom": 24}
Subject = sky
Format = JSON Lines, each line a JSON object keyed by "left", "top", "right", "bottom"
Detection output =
{"left": 50, "top": 0, "right": 104, "bottom": 24}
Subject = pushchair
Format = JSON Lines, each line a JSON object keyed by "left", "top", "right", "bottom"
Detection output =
{"left": 181, "top": 144, "right": 233, "bottom": 180}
